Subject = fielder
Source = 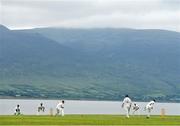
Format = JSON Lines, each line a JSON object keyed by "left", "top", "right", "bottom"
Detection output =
{"left": 37, "top": 103, "right": 45, "bottom": 115}
{"left": 145, "top": 99, "right": 156, "bottom": 118}
{"left": 14, "top": 104, "right": 21, "bottom": 115}
{"left": 132, "top": 103, "right": 140, "bottom": 115}
{"left": 122, "top": 95, "right": 132, "bottom": 118}
{"left": 56, "top": 100, "right": 65, "bottom": 116}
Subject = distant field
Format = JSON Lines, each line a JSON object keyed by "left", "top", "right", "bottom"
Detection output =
{"left": 0, "top": 115, "right": 180, "bottom": 126}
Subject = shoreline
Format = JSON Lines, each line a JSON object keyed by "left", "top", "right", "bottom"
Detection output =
{"left": 0, "top": 98, "right": 180, "bottom": 104}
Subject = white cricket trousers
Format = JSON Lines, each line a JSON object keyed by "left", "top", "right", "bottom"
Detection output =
{"left": 56, "top": 108, "right": 64, "bottom": 116}
{"left": 124, "top": 106, "right": 131, "bottom": 118}
{"left": 147, "top": 108, "right": 151, "bottom": 117}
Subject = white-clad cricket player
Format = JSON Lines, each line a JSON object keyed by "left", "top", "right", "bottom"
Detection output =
{"left": 37, "top": 103, "right": 45, "bottom": 115}
{"left": 56, "top": 100, "right": 65, "bottom": 116}
{"left": 145, "top": 99, "right": 156, "bottom": 118}
{"left": 122, "top": 95, "right": 132, "bottom": 118}
{"left": 14, "top": 104, "right": 21, "bottom": 115}
{"left": 132, "top": 103, "right": 140, "bottom": 115}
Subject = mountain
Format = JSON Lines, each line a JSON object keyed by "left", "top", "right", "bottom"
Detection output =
{"left": 1, "top": 25, "right": 180, "bottom": 101}
{"left": 0, "top": 25, "right": 10, "bottom": 32}
{"left": 0, "top": 25, "right": 84, "bottom": 98}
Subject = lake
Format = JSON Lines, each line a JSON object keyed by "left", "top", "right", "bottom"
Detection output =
{"left": 0, "top": 99, "right": 179, "bottom": 115}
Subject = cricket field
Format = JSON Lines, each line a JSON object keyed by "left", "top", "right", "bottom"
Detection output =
{"left": 0, "top": 115, "right": 180, "bottom": 126}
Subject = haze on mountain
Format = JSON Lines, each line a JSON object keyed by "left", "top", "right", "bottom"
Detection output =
{"left": 0, "top": 25, "right": 180, "bottom": 101}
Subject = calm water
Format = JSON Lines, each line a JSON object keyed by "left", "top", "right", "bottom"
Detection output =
{"left": 0, "top": 99, "right": 179, "bottom": 115}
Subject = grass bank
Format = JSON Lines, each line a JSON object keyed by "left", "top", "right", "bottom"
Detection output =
{"left": 0, "top": 115, "right": 180, "bottom": 125}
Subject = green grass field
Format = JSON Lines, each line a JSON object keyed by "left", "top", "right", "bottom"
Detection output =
{"left": 0, "top": 115, "right": 180, "bottom": 126}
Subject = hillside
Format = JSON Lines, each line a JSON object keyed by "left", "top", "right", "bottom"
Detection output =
{"left": 0, "top": 25, "right": 180, "bottom": 101}
{"left": 0, "top": 25, "right": 84, "bottom": 99}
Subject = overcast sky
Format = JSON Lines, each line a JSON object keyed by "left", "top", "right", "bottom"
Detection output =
{"left": 0, "top": 0, "right": 180, "bottom": 31}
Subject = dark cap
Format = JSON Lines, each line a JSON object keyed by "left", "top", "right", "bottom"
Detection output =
{"left": 125, "top": 95, "right": 129, "bottom": 97}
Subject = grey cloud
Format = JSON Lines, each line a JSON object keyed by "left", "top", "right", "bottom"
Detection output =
{"left": 0, "top": 0, "right": 180, "bottom": 31}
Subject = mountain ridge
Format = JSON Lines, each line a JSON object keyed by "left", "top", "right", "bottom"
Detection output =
{"left": 0, "top": 25, "right": 180, "bottom": 102}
